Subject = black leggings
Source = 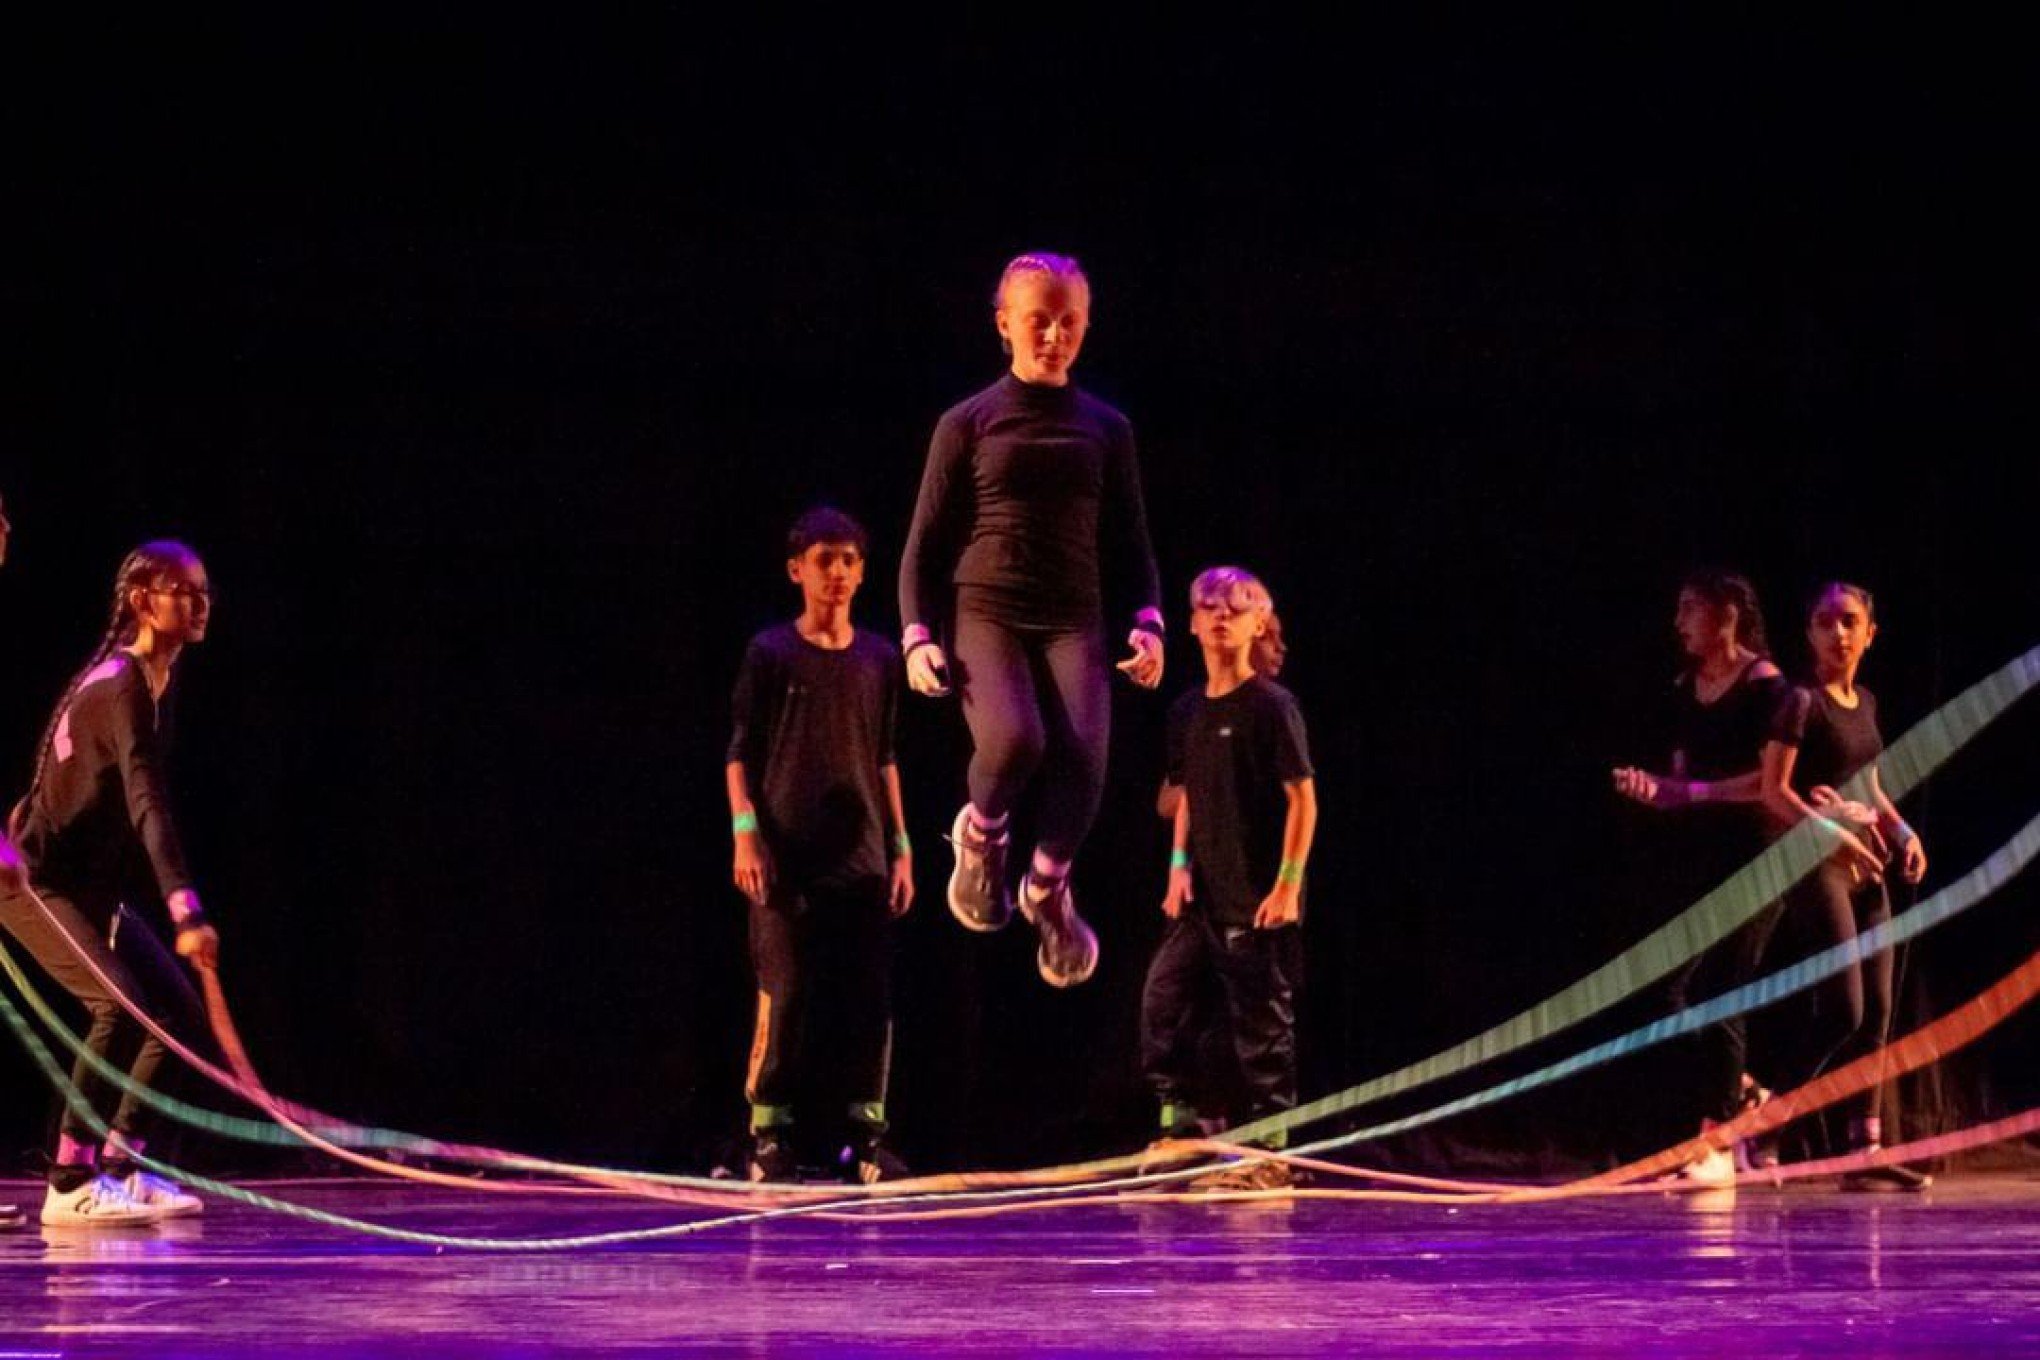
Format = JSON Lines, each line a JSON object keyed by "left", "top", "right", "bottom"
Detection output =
{"left": 1668, "top": 900, "right": 1784, "bottom": 1125}
{"left": 951, "top": 589, "right": 1111, "bottom": 863}
{"left": 0, "top": 883, "right": 212, "bottom": 1175}
{"left": 1787, "top": 861, "right": 1895, "bottom": 1128}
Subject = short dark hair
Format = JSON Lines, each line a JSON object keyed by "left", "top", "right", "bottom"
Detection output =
{"left": 787, "top": 506, "right": 868, "bottom": 558}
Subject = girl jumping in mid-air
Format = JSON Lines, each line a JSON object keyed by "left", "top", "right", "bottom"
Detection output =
{"left": 899, "top": 252, "right": 1163, "bottom": 986}
{"left": 1, "top": 541, "right": 223, "bottom": 1226}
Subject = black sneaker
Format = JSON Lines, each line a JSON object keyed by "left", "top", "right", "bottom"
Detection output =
{"left": 748, "top": 1129, "right": 799, "bottom": 1183}
{"left": 946, "top": 806, "right": 1013, "bottom": 932}
{"left": 1842, "top": 1161, "right": 1932, "bottom": 1193}
{"left": 1019, "top": 871, "right": 1098, "bottom": 987}
{"left": 841, "top": 1131, "right": 910, "bottom": 1185}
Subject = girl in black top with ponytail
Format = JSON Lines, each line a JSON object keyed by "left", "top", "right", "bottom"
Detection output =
{"left": 899, "top": 252, "right": 1164, "bottom": 988}
{"left": 1612, "top": 571, "right": 1804, "bottom": 1186}
{"left": 1, "top": 540, "right": 222, "bottom": 1226}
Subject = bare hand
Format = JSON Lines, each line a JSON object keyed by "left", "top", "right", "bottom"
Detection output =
{"left": 1809, "top": 787, "right": 1889, "bottom": 861}
{"left": 1611, "top": 767, "right": 1662, "bottom": 807}
{"left": 733, "top": 832, "right": 773, "bottom": 907}
{"left": 1116, "top": 630, "right": 1164, "bottom": 689}
{"left": 1254, "top": 883, "right": 1302, "bottom": 929}
{"left": 0, "top": 835, "right": 23, "bottom": 894}
{"left": 889, "top": 854, "right": 915, "bottom": 917}
{"left": 1161, "top": 866, "right": 1194, "bottom": 919}
{"left": 1815, "top": 818, "right": 1885, "bottom": 884}
{"left": 175, "top": 923, "right": 220, "bottom": 970}
{"left": 906, "top": 643, "right": 953, "bottom": 697}
{"left": 1899, "top": 835, "right": 1928, "bottom": 884}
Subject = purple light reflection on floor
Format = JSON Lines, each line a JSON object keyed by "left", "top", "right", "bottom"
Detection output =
{"left": 4, "top": 1176, "right": 2040, "bottom": 1356}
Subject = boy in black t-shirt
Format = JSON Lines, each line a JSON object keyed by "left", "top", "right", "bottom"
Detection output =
{"left": 1142, "top": 567, "right": 1317, "bottom": 1191}
{"left": 725, "top": 508, "right": 915, "bottom": 1183}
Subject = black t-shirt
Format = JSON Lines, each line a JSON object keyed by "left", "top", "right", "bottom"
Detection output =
{"left": 1665, "top": 660, "right": 1790, "bottom": 781}
{"left": 899, "top": 372, "right": 1161, "bottom": 631}
{"left": 1166, "top": 677, "right": 1314, "bottom": 927}
{"left": 17, "top": 654, "right": 193, "bottom": 913}
{"left": 1771, "top": 683, "right": 1884, "bottom": 795}
{"left": 727, "top": 624, "right": 901, "bottom": 889}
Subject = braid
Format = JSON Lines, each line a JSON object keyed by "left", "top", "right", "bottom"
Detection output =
{"left": 9, "top": 542, "right": 187, "bottom": 839}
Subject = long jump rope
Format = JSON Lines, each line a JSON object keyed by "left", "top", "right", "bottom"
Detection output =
{"left": 1, "top": 644, "right": 2034, "bottom": 1247}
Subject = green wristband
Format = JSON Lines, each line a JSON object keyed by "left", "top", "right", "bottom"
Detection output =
{"left": 893, "top": 831, "right": 913, "bottom": 857}
{"left": 732, "top": 810, "right": 759, "bottom": 836}
{"left": 1276, "top": 858, "right": 1305, "bottom": 887}
{"left": 1170, "top": 848, "right": 1191, "bottom": 872}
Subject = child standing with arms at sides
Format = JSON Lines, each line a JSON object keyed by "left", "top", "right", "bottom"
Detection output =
{"left": 726, "top": 508, "right": 914, "bottom": 1183}
{"left": 1760, "top": 581, "right": 1932, "bottom": 1191}
{"left": 1, "top": 540, "right": 220, "bottom": 1227}
{"left": 898, "top": 251, "right": 1164, "bottom": 988}
{"left": 1141, "top": 567, "right": 1316, "bottom": 1191}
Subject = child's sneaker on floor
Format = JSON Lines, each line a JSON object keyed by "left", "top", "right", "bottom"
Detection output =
{"left": 41, "top": 1175, "right": 160, "bottom": 1228}
{"left": 841, "top": 1130, "right": 910, "bottom": 1185}
{"left": 748, "top": 1129, "right": 800, "bottom": 1183}
{"left": 121, "top": 1170, "right": 203, "bottom": 1218}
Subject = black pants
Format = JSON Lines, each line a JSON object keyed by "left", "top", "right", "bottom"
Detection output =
{"left": 1667, "top": 900, "right": 1785, "bottom": 1125}
{"left": 745, "top": 880, "right": 892, "bottom": 1126}
{"left": 951, "top": 588, "right": 1111, "bottom": 863}
{"left": 1140, "top": 912, "right": 1301, "bottom": 1130}
{"left": 0, "top": 883, "right": 212, "bottom": 1174}
{"left": 1786, "top": 861, "right": 1895, "bottom": 1127}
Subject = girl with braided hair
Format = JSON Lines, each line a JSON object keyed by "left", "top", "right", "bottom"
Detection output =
{"left": 899, "top": 252, "right": 1164, "bottom": 987}
{"left": 0, "top": 540, "right": 221, "bottom": 1226}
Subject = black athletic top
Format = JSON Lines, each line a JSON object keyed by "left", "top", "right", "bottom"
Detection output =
{"left": 1666, "top": 661, "right": 1790, "bottom": 782}
{"left": 899, "top": 372, "right": 1161, "bottom": 632}
{"left": 1771, "top": 683, "right": 1884, "bottom": 795}
{"left": 1166, "top": 677, "right": 1314, "bottom": 927}
{"left": 727, "top": 624, "right": 901, "bottom": 890}
{"left": 17, "top": 654, "right": 193, "bottom": 912}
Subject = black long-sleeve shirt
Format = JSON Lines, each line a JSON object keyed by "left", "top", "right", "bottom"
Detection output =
{"left": 899, "top": 372, "right": 1162, "bottom": 632}
{"left": 18, "top": 654, "right": 193, "bottom": 912}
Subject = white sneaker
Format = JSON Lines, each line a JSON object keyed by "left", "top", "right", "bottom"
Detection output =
{"left": 40, "top": 1175, "right": 161, "bottom": 1228}
{"left": 1678, "top": 1145, "right": 1737, "bottom": 1188}
{"left": 122, "top": 1170, "right": 204, "bottom": 1218}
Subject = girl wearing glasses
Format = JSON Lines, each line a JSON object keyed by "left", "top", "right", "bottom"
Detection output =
{"left": 1, "top": 540, "right": 223, "bottom": 1226}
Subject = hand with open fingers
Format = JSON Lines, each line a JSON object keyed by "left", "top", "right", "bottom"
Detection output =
{"left": 1117, "top": 630, "right": 1164, "bottom": 689}
{"left": 733, "top": 832, "right": 773, "bottom": 907}
{"left": 889, "top": 853, "right": 915, "bottom": 917}
{"left": 1254, "top": 883, "right": 1301, "bottom": 929}
{"left": 1161, "top": 866, "right": 1193, "bottom": 919}
{"left": 176, "top": 923, "right": 220, "bottom": 970}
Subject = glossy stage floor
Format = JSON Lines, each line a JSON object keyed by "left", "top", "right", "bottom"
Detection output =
{"left": 4, "top": 1174, "right": 2040, "bottom": 1357}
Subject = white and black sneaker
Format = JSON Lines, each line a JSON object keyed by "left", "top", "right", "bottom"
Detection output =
{"left": 41, "top": 1175, "right": 161, "bottom": 1229}
{"left": 945, "top": 806, "right": 1013, "bottom": 932}
{"left": 1019, "top": 871, "right": 1098, "bottom": 988}
{"left": 121, "top": 1170, "right": 203, "bottom": 1218}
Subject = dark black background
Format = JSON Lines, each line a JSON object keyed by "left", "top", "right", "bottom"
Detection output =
{"left": 5, "top": 16, "right": 2035, "bottom": 1176}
